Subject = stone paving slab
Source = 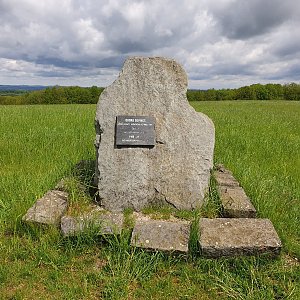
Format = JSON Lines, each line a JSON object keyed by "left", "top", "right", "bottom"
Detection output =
{"left": 220, "top": 187, "right": 256, "bottom": 218}
{"left": 131, "top": 219, "right": 191, "bottom": 253}
{"left": 213, "top": 166, "right": 240, "bottom": 188}
{"left": 61, "top": 210, "right": 124, "bottom": 237}
{"left": 199, "top": 218, "right": 282, "bottom": 257}
{"left": 22, "top": 190, "right": 68, "bottom": 226}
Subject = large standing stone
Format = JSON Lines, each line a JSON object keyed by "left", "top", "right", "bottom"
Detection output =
{"left": 95, "top": 57, "right": 215, "bottom": 211}
{"left": 199, "top": 218, "right": 282, "bottom": 257}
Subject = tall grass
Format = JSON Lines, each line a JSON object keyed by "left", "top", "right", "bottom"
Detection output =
{"left": 0, "top": 105, "right": 95, "bottom": 226}
{"left": 0, "top": 102, "right": 299, "bottom": 299}
{"left": 192, "top": 101, "right": 300, "bottom": 256}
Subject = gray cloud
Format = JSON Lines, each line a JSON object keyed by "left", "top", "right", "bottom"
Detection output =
{"left": 189, "top": 62, "right": 255, "bottom": 81}
{"left": 96, "top": 56, "right": 126, "bottom": 68}
{"left": 270, "top": 26, "right": 300, "bottom": 59}
{"left": 275, "top": 43, "right": 300, "bottom": 58}
{"left": 264, "top": 63, "right": 300, "bottom": 81}
{"left": 0, "top": 0, "right": 299, "bottom": 88}
{"left": 211, "top": 0, "right": 296, "bottom": 40}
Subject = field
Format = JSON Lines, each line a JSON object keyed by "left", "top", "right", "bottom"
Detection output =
{"left": 0, "top": 101, "right": 299, "bottom": 299}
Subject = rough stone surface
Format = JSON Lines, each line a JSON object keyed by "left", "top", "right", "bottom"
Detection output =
{"left": 199, "top": 218, "right": 282, "bottom": 257}
{"left": 61, "top": 209, "right": 124, "bottom": 236}
{"left": 95, "top": 56, "right": 215, "bottom": 211}
{"left": 213, "top": 168, "right": 240, "bottom": 188}
{"left": 214, "top": 165, "right": 256, "bottom": 218}
{"left": 131, "top": 219, "right": 190, "bottom": 253}
{"left": 220, "top": 187, "right": 256, "bottom": 218}
{"left": 22, "top": 190, "right": 68, "bottom": 225}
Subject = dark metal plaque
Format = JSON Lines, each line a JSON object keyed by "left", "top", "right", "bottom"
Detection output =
{"left": 115, "top": 116, "right": 155, "bottom": 146}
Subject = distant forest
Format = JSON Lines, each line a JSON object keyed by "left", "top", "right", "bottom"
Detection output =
{"left": 187, "top": 83, "right": 300, "bottom": 101}
{"left": 0, "top": 83, "right": 299, "bottom": 105}
{"left": 0, "top": 86, "right": 104, "bottom": 105}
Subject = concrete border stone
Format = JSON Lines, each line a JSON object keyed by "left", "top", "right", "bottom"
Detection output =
{"left": 199, "top": 218, "right": 282, "bottom": 257}
{"left": 131, "top": 219, "right": 191, "bottom": 253}
{"left": 22, "top": 190, "right": 68, "bottom": 226}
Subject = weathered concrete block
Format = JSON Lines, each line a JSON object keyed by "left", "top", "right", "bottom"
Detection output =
{"left": 131, "top": 219, "right": 190, "bottom": 253}
{"left": 95, "top": 56, "right": 215, "bottom": 211}
{"left": 61, "top": 210, "right": 124, "bottom": 237}
{"left": 220, "top": 187, "right": 256, "bottom": 218}
{"left": 213, "top": 169, "right": 240, "bottom": 188}
{"left": 22, "top": 190, "right": 68, "bottom": 226}
{"left": 199, "top": 218, "right": 282, "bottom": 257}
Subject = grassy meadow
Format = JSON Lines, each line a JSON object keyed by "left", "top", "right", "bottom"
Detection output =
{"left": 0, "top": 101, "right": 299, "bottom": 299}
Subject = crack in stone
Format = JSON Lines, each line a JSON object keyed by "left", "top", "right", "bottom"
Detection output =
{"left": 156, "top": 140, "right": 164, "bottom": 144}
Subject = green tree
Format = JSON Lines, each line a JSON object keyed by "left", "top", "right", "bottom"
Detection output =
{"left": 251, "top": 84, "right": 271, "bottom": 100}
{"left": 284, "top": 83, "right": 300, "bottom": 100}
{"left": 236, "top": 86, "right": 255, "bottom": 100}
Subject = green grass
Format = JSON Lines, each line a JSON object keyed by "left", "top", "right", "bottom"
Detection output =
{"left": 193, "top": 101, "right": 300, "bottom": 256}
{"left": 0, "top": 101, "right": 299, "bottom": 299}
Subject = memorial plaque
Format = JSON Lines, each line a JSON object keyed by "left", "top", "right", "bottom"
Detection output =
{"left": 115, "top": 115, "right": 155, "bottom": 146}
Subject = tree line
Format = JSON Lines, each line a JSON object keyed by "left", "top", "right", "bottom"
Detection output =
{"left": 0, "top": 90, "right": 27, "bottom": 96}
{"left": 187, "top": 83, "right": 300, "bottom": 101}
{"left": 0, "top": 86, "right": 104, "bottom": 105}
{"left": 0, "top": 83, "right": 299, "bottom": 105}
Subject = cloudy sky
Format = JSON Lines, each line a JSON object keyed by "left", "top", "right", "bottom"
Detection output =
{"left": 0, "top": 0, "right": 299, "bottom": 89}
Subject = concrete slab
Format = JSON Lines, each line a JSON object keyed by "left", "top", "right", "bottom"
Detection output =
{"left": 131, "top": 219, "right": 191, "bottom": 253}
{"left": 22, "top": 190, "right": 68, "bottom": 226}
{"left": 199, "top": 218, "right": 282, "bottom": 257}
{"left": 213, "top": 166, "right": 240, "bottom": 188}
{"left": 61, "top": 210, "right": 124, "bottom": 236}
{"left": 220, "top": 187, "right": 256, "bottom": 218}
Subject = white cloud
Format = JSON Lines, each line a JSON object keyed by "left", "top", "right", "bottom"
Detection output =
{"left": 0, "top": 0, "right": 299, "bottom": 88}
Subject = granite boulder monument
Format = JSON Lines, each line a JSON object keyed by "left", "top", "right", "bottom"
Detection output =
{"left": 94, "top": 57, "right": 215, "bottom": 211}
